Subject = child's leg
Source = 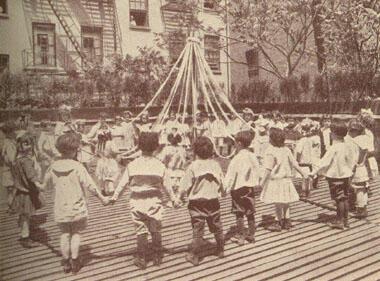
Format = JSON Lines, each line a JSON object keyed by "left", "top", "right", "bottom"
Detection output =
{"left": 70, "top": 233, "right": 81, "bottom": 259}
{"left": 275, "top": 203, "right": 283, "bottom": 222}
{"left": 58, "top": 223, "right": 72, "bottom": 273}
{"left": 247, "top": 214, "right": 256, "bottom": 242}
{"left": 282, "top": 204, "right": 290, "bottom": 219}
{"left": 19, "top": 214, "right": 30, "bottom": 239}
{"left": 149, "top": 219, "right": 163, "bottom": 266}
{"left": 206, "top": 203, "right": 224, "bottom": 257}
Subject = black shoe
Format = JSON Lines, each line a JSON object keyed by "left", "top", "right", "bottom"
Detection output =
{"left": 231, "top": 234, "right": 245, "bottom": 246}
{"left": 343, "top": 219, "right": 350, "bottom": 229}
{"left": 134, "top": 256, "right": 147, "bottom": 270}
{"left": 19, "top": 237, "right": 37, "bottom": 248}
{"left": 329, "top": 220, "right": 344, "bottom": 230}
{"left": 186, "top": 252, "right": 200, "bottom": 266}
{"left": 61, "top": 259, "right": 71, "bottom": 273}
{"left": 267, "top": 222, "right": 282, "bottom": 232}
{"left": 282, "top": 219, "right": 293, "bottom": 230}
{"left": 356, "top": 207, "right": 368, "bottom": 219}
{"left": 71, "top": 258, "right": 82, "bottom": 274}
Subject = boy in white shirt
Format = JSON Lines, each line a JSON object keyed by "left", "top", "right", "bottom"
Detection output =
{"left": 179, "top": 136, "right": 225, "bottom": 266}
{"left": 225, "top": 131, "right": 260, "bottom": 245}
{"left": 310, "top": 121, "right": 355, "bottom": 230}
{"left": 111, "top": 132, "right": 176, "bottom": 269}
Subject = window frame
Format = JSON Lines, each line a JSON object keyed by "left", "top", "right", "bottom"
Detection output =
{"left": 204, "top": 34, "right": 221, "bottom": 74}
{"left": 81, "top": 26, "right": 103, "bottom": 64}
{"left": 129, "top": 0, "right": 149, "bottom": 29}
{"left": 0, "top": 0, "right": 8, "bottom": 18}
{"left": 246, "top": 48, "right": 260, "bottom": 78}
{"left": 32, "top": 22, "right": 56, "bottom": 67}
{"left": 0, "top": 54, "right": 9, "bottom": 72}
{"left": 203, "top": 0, "right": 218, "bottom": 11}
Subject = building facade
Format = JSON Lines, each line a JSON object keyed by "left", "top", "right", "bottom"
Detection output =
{"left": 0, "top": 0, "right": 231, "bottom": 95}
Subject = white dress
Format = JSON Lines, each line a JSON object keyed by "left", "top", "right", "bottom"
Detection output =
{"left": 260, "top": 145, "right": 300, "bottom": 204}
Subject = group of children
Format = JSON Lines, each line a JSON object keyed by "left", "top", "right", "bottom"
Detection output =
{"left": 0, "top": 106, "right": 377, "bottom": 274}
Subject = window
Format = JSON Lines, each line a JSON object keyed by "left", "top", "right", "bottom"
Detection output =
{"left": 0, "top": 0, "right": 7, "bottom": 16}
{"left": 0, "top": 54, "right": 9, "bottom": 72}
{"left": 130, "top": 0, "right": 149, "bottom": 28}
{"left": 204, "top": 0, "right": 218, "bottom": 10}
{"left": 204, "top": 35, "right": 220, "bottom": 73}
{"left": 81, "top": 26, "right": 103, "bottom": 64}
{"left": 246, "top": 48, "right": 259, "bottom": 78}
{"left": 32, "top": 23, "right": 56, "bottom": 67}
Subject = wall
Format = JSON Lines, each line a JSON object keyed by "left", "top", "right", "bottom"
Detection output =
{"left": 0, "top": 0, "right": 31, "bottom": 73}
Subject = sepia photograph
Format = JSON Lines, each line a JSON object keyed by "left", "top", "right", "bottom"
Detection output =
{"left": 0, "top": 0, "right": 380, "bottom": 280}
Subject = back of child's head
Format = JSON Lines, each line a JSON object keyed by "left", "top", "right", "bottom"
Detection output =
{"left": 56, "top": 133, "right": 81, "bottom": 156}
{"left": 167, "top": 133, "right": 182, "bottom": 146}
{"left": 1, "top": 120, "right": 16, "bottom": 136}
{"left": 193, "top": 136, "right": 214, "bottom": 159}
{"left": 269, "top": 127, "right": 285, "bottom": 147}
{"left": 138, "top": 132, "right": 159, "bottom": 154}
{"left": 235, "top": 130, "right": 255, "bottom": 148}
{"left": 348, "top": 119, "right": 364, "bottom": 136}
{"left": 330, "top": 121, "right": 348, "bottom": 139}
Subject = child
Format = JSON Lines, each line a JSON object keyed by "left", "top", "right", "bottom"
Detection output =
{"left": 111, "top": 132, "right": 177, "bottom": 269}
{"left": 0, "top": 121, "right": 17, "bottom": 211}
{"left": 95, "top": 142, "right": 120, "bottom": 196}
{"left": 76, "top": 120, "right": 95, "bottom": 169}
{"left": 11, "top": 132, "right": 42, "bottom": 248}
{"left": 310, "top": 121, "right": 355, "bottom": 229}
{"left": 295, "top": 123, "right": 313, "bottom": 198}
{"left": 157, "top": 133, "right": 187, "bottom": 200}
{"left": 179, "top": 136, "right": 225, "bottom": 266}
{"left": 309, "top": 122, "right": 322, "bottom": 189}
{"left": 260, "top": 128, "right": 308, "bottom": 232}
{"left": 345, "top": 119, "right": 370, "bottom": 218}
{"left": 224, "top": 131, "right": 260, "bottom": 245}
{"left": 37, "top": 121, "right": 60, "bottom": 176}
{"left": 42, "top": 133, "right": 108, "bottom": 273}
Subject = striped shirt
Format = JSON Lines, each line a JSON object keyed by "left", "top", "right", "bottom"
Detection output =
{"left": 114, "top": 156, "right": 166, "bottom": 199}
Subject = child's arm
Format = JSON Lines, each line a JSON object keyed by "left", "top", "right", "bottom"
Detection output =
{"left": 288, "top": 152, "right": 309, "bottom": 178}
{"left": 178, "top": 166, "right": 194, "bottom": 201}
{"left": 223, "top": 158, "right": 237, "bottom": 193}
{"left": 111, "top": 167, "right": 130, "bottom": 202}
{"left": 78, "top": 166, "right": 109, "bottom": 205}
{"left": 259, "top": 154, "right": 275, "bottom": 187}
{"left": 310, "top": 148, "right": 335, "bottom": 177}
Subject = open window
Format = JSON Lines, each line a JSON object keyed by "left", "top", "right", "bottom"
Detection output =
{"left": 32, "top": 23, "right": 56, "bottom": 67}
{"left": 0, "top": 54, "right": 9, "bottom": 72}
{"left": 0, "top": 0, "right": 7, "bottom": 17}
{"left": 204, "top": 0, "right": 217, "bottom": 10}
{"left": 81, "top": 26, "right": 103, "bottom": 64}
{"left": 246, "top": 48, "right": 259, "bottom": 78}
{"left": 130, "top": 0, "right": 149, "bottom": 28}
{"left": 204, "top": 35, "right": 221, "bottom": 74}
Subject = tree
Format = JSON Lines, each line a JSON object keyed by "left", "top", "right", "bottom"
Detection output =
{"left": 320, "top": 0, "right": 380, "bottom": 100}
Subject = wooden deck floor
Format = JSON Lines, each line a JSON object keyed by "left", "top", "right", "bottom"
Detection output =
{"left": 1, "top": 177, "right": 380, "bottom": 281}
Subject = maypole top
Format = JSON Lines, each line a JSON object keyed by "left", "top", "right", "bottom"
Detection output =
{"left": 187, "top": 37, "right": 201, "bottom": 44}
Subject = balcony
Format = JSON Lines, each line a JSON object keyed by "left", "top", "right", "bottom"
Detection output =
{"left": 22, "top": 49, "right": 78, "bottom": 73}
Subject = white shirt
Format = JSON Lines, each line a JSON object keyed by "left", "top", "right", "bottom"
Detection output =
{"left": 179, "top": 159, "right": 224, "bottom": 200}
{"left": 224, "top": 149, "right": 260, "bottom": 192}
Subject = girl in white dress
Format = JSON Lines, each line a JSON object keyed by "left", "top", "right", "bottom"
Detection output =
{"left": 260, "top": 128, "right": 308, "bottom": 232}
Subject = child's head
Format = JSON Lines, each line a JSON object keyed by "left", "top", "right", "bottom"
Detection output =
{"left": 269, "top": 127, "right": 285, "bottom": 147}
{"left": 138, "top": 132, "right": 159, "bottom": 155}
{"left": 1, "top": 120, "right": 16, "bottom": 137}
{"left": 235, "top": 130, "right": 255, "bottom": 149}
{"left": 167, "top": 133, "right": 182, "bottom": 146}
{"left": 193, "top": 136, "right": 214, "bottom": 159}
{"left": 16, "top": 132, "right": 34, "bottom": 154}
{"left": 76, "top": 120, "right": 85, "bottom": 133}
{"left": 348, "top": 119, "right": 364, "bottom": 137}
{"left": 55, "top": 132, "right": 81, "bottom": 159}
{"left": 330, "top": 121, "right": 348, "bottom": 140}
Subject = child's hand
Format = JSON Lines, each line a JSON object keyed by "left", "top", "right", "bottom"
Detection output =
{"left": 101, "top": 196, "right": 111, "bottom": 206}
{"left": 172, "top": 198, "right": 182, "bottom": 208}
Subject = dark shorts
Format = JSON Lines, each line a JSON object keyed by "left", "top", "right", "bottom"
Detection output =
{"left": 231, "top": 186, "right": 255, "bottom": 217}
{"left": 326, "top": 178, "right": 350, "bottom": 201}
{"left": 188, "top": 199, "right": 222, "bottom": 235}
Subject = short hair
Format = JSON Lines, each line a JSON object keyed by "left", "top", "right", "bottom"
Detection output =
{"left": 55, "top": 133, "right": 81, "bottom": 155}
{"left": 1, "top": 120, "right": 16, "bottom": 135}
{"left": 193, "top": 136, "right": 214, "bottom": 159}
{"left": 167, "top": 133, "right": 182, "bottom": 146}
{"left": 330, "top": 121, "right": 348, "bottom": 138}
{"left": 348, "top": 119, "right": 364, "bottom": 134}
{"left": 269, "top": 127, "right": 285, "bottom": 147}
{"left": 138, "top": 132, "right": 159, "bottom": 154}
{"left": 235, "top": 130, "right": 255, "bottom": 148}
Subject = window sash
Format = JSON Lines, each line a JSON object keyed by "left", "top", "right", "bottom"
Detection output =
{"left": 0, "top": 54, "right": 9, "bottom": 71}
{"left": 0, "top": 0, "right": 7, "bottom": 14}
{"left": 32, "top": 23, "right": 56, "bottom": 66}
{"left": 129, "top": 0, "right": 147, "bottom": 11}
{"left": 204, "top": 35, "right": 220, "bottom": 71}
